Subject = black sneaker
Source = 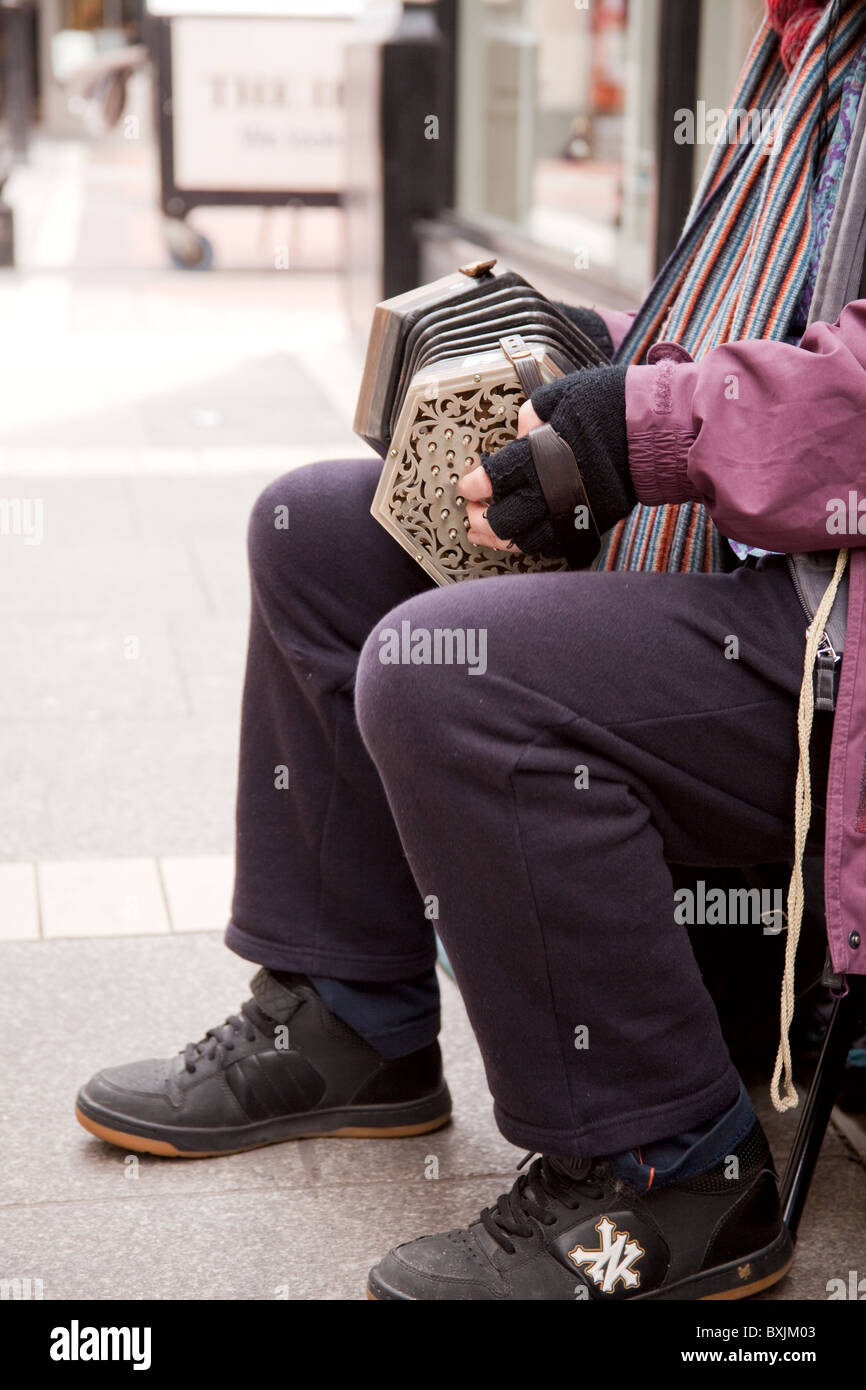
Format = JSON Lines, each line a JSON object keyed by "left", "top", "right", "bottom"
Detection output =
{"left": 75, "top": 969, "right": 451, "bottom": 1156}
{"left": 367, "top": 1121, "right": 792, "bottom": 1300}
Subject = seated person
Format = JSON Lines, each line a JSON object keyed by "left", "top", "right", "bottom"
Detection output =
{"left": 76, "top": 0, "right": 866, "bottom": 1300}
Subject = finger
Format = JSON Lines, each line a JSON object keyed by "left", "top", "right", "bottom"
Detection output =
{"left": 517, "top": 400, "right": 543, "bottom": 437}
{"left": 466, "top": 501, "right": 511, "bottom": 552}
{"left": 461, "top": 466, "right": 492, "bottom": 502}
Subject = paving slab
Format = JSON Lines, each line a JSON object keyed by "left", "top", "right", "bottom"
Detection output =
{"left": 126, "top": 474, "right": 269, "bottom": 539}
{"left": 39, "top": 859, "right": 170, "bottom": 939}
{"left": 0, "top": 619, "right": 188, "bottom": 721}
{"left": 0, "top": 1179, "right": 512, "bottom": 1302}
{"left": 188, "top": 535, "right": 255, "bottom": 616}
{"left": 0, "top": 352, "right": 353, "bottom": 453}
{"left": 0, "top": 716, "right": 240, "bottom": 860}
{"left": 0, "top": 443, "right": 365, "bottom": 478}
{"left": 0, "top": 863, "right": 39, "bottom": 940}
{"left": 0, "top": 475, "right": 136, "bottom": 544}
{"left": 164, "top": 616, "right": 247, "bottom": 720}
{"left": 832, "top": 1107, "right": 866, "bottom": 1163}
{"left": 0, "top": 538, "right": 211, "bottom": 619}
{"left": 160, "top": 856, "right": 236, "bottom": 933}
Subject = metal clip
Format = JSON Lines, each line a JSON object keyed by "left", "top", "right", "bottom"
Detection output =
{"left": 816, "top": 632, "right": 840, "bottom": 664}
{"left": 815, "top": 632, "right": 840, "bottom": 713}
{"left": 821, "top": 950, "right": 848, "bottom": 996}
{"left": 500, "top": 334, "right": 543, "bottom": 395}
{"left": 500, "top": 333, "right": 532, "bottom": 359}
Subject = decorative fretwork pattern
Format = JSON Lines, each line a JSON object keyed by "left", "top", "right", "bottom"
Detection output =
{"left": 372, "top": 351, "right": 569, "bottom": 586}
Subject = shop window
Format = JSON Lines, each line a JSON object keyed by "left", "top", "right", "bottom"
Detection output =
{"left": 455, "top": 0, "right": 659, "bottom": 293}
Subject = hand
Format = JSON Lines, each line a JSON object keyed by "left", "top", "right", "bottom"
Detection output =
{"left": 461, "top": 400, "right": 544, "bottom": 551}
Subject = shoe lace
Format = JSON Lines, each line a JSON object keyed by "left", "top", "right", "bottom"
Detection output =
{"left": 480, "top": 1154, "right": 607, "bottom": 1255}
{"left": 183, "top": 1001, "right": 259, "bottom": 1073}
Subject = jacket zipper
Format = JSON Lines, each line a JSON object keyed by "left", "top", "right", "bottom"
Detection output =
{"left": 786, "top": 555, "right": 840, "bottom": 713}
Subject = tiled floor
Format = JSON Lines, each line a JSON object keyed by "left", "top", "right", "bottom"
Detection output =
{"left": 0, "top": 863, "right": 39, "bottom": 939}
{"left": 2, "top": 854, "right": 235, "bottom": 940}
{"left": 39, "top": 858, "right": 170, "bottom": 939}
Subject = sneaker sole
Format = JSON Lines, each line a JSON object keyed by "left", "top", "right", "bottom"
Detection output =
{"left": 365, "top": 1228, "right": 794, "bottom": 1301}
{"left": 75, "top": 1085, "right": 452, "bottom": 1157}
{"left": 646, "top": 1228, "right": 794, "bottom": 1301}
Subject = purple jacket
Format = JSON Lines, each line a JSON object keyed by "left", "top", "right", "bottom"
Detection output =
{"left": 598, "top": 302, "right": 866, "bottom": 978}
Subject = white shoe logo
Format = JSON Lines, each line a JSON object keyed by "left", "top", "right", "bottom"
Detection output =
{"left": 567, "top": 1217, "right": 645, "bottom": 1294}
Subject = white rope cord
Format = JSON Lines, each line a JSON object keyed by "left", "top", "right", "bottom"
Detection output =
{"left": 771, "top": 548, "right": 850, "bottom": 1113}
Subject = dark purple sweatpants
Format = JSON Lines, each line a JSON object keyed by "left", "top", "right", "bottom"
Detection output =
{"left": 225, "top": 457, "right": 831, "bottom": 1157}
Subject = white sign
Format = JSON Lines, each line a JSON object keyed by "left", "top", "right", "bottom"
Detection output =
{"left": 150, "top": 2, "right": 362, "bottom": 15}
{"left": 170, "top": 17, "right": 352, "bottom": 193}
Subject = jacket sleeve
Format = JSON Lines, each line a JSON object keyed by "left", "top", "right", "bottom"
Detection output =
{"left": 596, "top": 308, "right": 637, "bottom": 356}
{"left": 626, "top": 299, "right": 866, "bottom": 553}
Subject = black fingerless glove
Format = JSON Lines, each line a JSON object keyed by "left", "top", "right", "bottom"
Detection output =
{"left": 553, "top": 302, "right": 616, "bottom": 361}
{"left": 482, "top": 364, "right": 635, "bottom": 561}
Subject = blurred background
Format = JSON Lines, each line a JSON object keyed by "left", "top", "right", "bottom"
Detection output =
{"left": 2, "top": 0, "right": 864, "bottom": 1305}
{"left": 0, "top": 0, "right": 770, "bottom": 294}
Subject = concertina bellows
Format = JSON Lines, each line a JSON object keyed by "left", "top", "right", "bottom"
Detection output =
{"left": 354, "top": 259, "right": 608, "bottom": 586}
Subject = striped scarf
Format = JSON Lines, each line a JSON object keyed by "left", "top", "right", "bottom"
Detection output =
{"left": 599, "top": 0, "right": 866, "bottom": 574}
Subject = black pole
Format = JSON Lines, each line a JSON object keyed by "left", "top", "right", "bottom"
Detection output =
{"left": 436, "top": 0, "right": 457, "bottom": 210}
{"left": 3, "top": 2, "right": 35, "bottom": 162}
{"left": 380, "top": 1, "right": 448, "bottom": 298}
{"left": 654, "top": 0, "right": 702, "bottom": 272}
{"left": 780, "top": 978, "right": 866, "bottom": 1237}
